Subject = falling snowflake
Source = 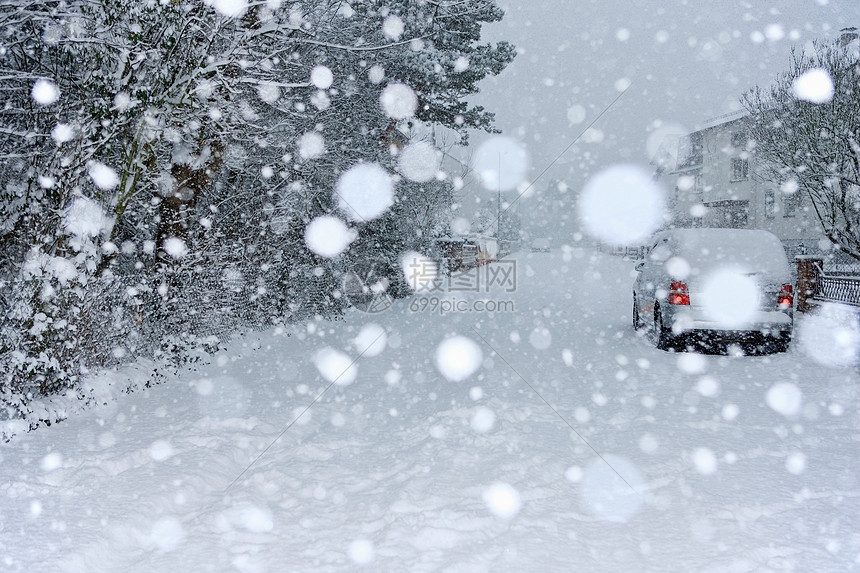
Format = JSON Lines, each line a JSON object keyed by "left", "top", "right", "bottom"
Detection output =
{"left": 578, "top": 164, "right": 666, "bottom": 246}
{"left": 797, "top": 302, "right": 860, "bottom": 367}
{"left": 150, "top": 517, "right": 185, "bottom": 553}
{"left": 51, "top": 123, "right": 75, "bottom": 145}
{"left": 353, "top": 323, "right": 387, "bottom": 357}
{"left": 435, "top": 335, "right": 482, "bottom": 381}
{"left": 31, "top": 79, "right": 60, "bottom": 105}
{"left": 765, "top": 382, "right": 803, "bottom": 417}
{"left": 257, "top": 82, "right": 280, "bottom": 104}
{"left": 483, "top": 482, "right": 522, "bottom": 519}
{"left": 310, "top": 65, "right": 334, "bottom": 89}
{"left": 162, "top": 237, "right": 188, "bottom": 259}
{"left": 304, "top": 216, "right": 354, "bottom": 258}
{"left": 692, "top": 448, "right": 718, "bottom": 475}
{"left": 64, "top": 196, "right": 109, "bottom": 238}
{"left": 397, "top": 141, "right": 441, "bottom": 183}
{"left": 368, "top": 65, "right": 385, "bottom": 84}
{"left": 335, "top": 163, "right": 394, "bottom": 222}
{"left": 297, "top": 132, "right": 326, "bottom": 160}
{"left": 211, "top": 0, "right": 247, "bottom": 18}
{"left": 472, "top": 136, "right": 529, "bottom": 192}
{"left": 792, "top": 68, "right": 834, "bottom": 103}
{"left": 313, "top": 347, "right": 358, "bottom": 386}
{"left": 380, "top": 83, "right": 417, "bottom": 120}
{"left": 382, "top": 15, "right": 404, "bottom": 41}
{"left": 453, "top": 56, "right": 470, "bottom": 72}
{"left": 471, "top": 406, "right": 496, "bottom": 433}
{"left": 88, "top": 162, "right": 120, "bottom": 190}
{"left": 401, "top": 251, "right": 438, "bottom": 292}
{"left": 348, "top": 539, "right": 375, "bottom": 565}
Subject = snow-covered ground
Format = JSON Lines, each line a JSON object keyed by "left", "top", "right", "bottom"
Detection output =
{"left": 2, "top": 249, "right": 858, "bottom": 572}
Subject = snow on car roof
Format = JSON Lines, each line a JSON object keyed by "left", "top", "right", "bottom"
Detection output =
{"left": 654, "top": 228, "right": 790, "bottom": 277}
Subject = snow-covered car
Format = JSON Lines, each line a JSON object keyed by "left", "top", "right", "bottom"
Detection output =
{"left": 632, "top": 228, "right": 794, "bottom": 351}
{"left": 531, "top": 238, "right": 551, "bottom": 252}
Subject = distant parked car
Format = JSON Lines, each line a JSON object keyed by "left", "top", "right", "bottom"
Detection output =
{"left": 633, "top": 228, "right": 794, "bottom": 352}
{"left": 531, "top": 238, "right": 551, "bottom": 252}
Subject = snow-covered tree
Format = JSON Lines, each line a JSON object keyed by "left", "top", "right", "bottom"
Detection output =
{"left": 472, "top": 200, "right": 521, "bottom": 242}
{"left": 0, "top": 0, "right": 514, "bottom": 414}
{"left": 742, "top": 28, "right": 860, "bottom": 259}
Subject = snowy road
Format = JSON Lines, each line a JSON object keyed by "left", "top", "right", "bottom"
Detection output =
{"left": 2, "top": 249, "right": 859, "bottom": 572}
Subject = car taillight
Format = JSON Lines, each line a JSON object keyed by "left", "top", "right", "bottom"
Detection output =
{"left": 668, "top": 281, "right": 690, "bottom": 305}
{"left": 778, "top": 284, "right": 793, "bottom": 309}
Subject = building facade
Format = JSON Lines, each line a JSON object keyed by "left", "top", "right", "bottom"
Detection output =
{"left": 668, "top": 112, "right": 823, "bottom": 256}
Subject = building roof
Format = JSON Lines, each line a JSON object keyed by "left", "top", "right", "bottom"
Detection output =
{"left": 695, "top": 110, "right": 748, "bottom": 131}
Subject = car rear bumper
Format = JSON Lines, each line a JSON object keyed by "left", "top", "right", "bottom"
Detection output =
{"left": 667, "top": 308, "right": 793, "bottom": 337}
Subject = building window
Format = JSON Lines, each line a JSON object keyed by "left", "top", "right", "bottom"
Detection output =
{"left": 708, "top": 200, "right": 749, "bottom": 228}
{"left": 678, "top": 132, "right": 703, "bottom": 168}
{"left": 731, "top": 131, "right": 748, "bottom": 149}
{"left": 725, "top": 201, "right": 749, "bottom": 227}
{"left": 731, "top": 157, "right": 749, "bottom": 181}
{"left": 764, "top": 189, "right": 775, "bottom": 218}
{"left": 784, "top": 191, "right": 798, "bottom": 217}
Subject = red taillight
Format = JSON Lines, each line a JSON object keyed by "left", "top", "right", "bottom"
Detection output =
{"left": 668, "top": 281, "right": 690, "bottom": 305}
{"left": 778, "top": 284, "right": 793, "bottom": 309}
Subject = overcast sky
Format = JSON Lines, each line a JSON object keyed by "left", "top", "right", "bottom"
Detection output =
{"left": 463, "top": 0, "right": 858, "bottom": 239}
